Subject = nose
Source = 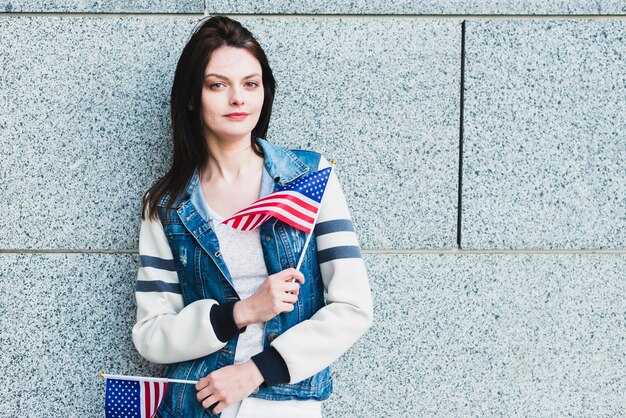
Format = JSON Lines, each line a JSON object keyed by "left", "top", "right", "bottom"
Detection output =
{"left": 230, "top": 86, "right": 244, "bottom": 106}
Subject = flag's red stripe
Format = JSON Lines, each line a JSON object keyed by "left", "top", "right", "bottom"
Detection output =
{"left": 227, "top": 203, "right": 316, "bottom": 231}
{"left": 268, "top": 210, "right": 313, "bottom": 233}
{"left": 243, "top": 199, "right": 316, "bottom": 220}
{"left": 161, "top": 382, "right": 168, "bottom": 404}
{"left": 153, "top": 383, "right": 160, "bottom": 417}
{"left": 228, "top": 201, "right": 316, "bottom": 225}
{"left": 252, "top": 192, "right": 317, "bottom": 212}
{"left": 241, "top": 214, "right": 257, "bottom": 230}
{"left": 238, "top": 215, "right": 248, "bottom": 230}
{"left": 231, "top": 192, "right": 317, "bottom": 216}
{"left": 242, "top": 214, "right": 259, "bottom": 231}
{"left": 144, "top": 381, "right": 150, "bottom": 418}
{"left": 246, "top": 214, "right": 269, "bottom": 231}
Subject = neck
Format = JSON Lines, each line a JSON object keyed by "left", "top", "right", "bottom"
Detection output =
{"left": 202, "top": 135, "right": 263, "bottom": 184}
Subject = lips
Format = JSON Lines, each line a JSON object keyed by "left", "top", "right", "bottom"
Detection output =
{"left": 225, "top": 112, "right": 249, "bottom": 121}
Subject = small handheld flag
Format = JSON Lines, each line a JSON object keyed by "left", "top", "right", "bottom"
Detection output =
{"left": 104, "top": 377, "right": 167, "bottom": 418}
{"left": 221, "top": 167, "right": 332, "bottom": 233}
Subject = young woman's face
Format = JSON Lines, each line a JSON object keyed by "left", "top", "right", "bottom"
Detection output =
{"left": 200, "top": 46, "right": 264, "bottom": 144}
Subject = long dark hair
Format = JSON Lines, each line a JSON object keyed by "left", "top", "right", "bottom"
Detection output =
{"left": 142, "top": 15, "right": 276, "bottom": 221}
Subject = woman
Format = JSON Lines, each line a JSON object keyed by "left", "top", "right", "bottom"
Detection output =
{"left": 133, "top": 15, "right": 373, "bottom": 417}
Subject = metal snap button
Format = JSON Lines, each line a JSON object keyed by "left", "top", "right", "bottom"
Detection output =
{"left": 267, "top": 333, "right": 277, "bottom": 342}
{"left": 265, "top": 235, "right": 270, "bottom": 242}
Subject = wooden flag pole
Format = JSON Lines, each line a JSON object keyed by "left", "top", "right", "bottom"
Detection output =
{"left": 295, "top": 160, "right": 336, "bottom": 272}
{"left": 100, "top": 372, "right": 198, "bottom": 385}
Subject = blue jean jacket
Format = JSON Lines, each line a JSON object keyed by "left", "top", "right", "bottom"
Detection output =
{"left": 154, "top": 138, "right": 332, "bottom": 418}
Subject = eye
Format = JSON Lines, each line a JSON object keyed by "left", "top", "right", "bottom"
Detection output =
{"left": 208, "top": 82, "right": 225, "bottom": 89}
{"left": 245, "top": 81, "right": 260, "bottom": 88}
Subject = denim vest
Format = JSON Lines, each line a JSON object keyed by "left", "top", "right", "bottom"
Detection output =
{"left": 154, "top": 138, "right": 332, "bottom": 418}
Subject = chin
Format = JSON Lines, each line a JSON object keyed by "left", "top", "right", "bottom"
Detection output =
{"left": 224, "top": 124, "right": 258, "bottom": 137}
{"left": 206, "top": 119, "right": 260, "bottom": 141}
{"left": 216, "top": 130, "right": 255, "bottom": 141}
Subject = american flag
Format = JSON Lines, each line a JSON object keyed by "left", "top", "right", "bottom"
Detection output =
{"left": 105, "top": 378, "right": 167, "bottom": 418}
{"left": 222, "top": 166, "right": 332, "bottom": 233}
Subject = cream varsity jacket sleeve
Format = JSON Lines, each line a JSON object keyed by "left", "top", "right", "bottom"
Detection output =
{"left": 132, "top": 202, "right": 230, "bottom": 364}
{"left": 269, "top": 156, "right": 374, "bottom": 384}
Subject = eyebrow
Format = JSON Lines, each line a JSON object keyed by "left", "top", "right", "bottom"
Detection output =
{"left": 205, "top": 73, "right": 261, "bottom": 80}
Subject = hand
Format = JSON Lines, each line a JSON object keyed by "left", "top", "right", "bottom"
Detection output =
{"left": 195, "top": 361, "right": 264, "bottom": 414}
{"left": 233, "top": 268, "right": 305, "bottom": 327}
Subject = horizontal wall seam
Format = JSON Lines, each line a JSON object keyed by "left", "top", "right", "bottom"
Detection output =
{"left": 0, "top": 249, "right": 139, "bottom": 254}
{"left": 1, "top": 13, "right": 625, "bottom": 19}
{"left": 364, "top": 249, "right": 626, "bottom": 254}
{"left": 0, "top": 249, "right": 624, "bottom": 254}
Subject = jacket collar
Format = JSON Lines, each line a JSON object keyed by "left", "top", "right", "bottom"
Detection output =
{"left": 255, "top": 137, "right": 309, "bottom": 187}
{"left": 167, "top": 137, "right": 310, "bottom": 210}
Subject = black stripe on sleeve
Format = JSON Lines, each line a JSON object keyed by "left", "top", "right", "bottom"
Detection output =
{"left": 314, "top": 219, "right": 354, "bottom": 236}
{"left": 251, "top": 346, "right": 290, "bottom": 387}
{"left": 136, "top": 280, "right": 181, "bottom": 294}
{"left": 139, "top": 255, "right": 176, "bottom": 271}
{"left": 317, "top": 245, "right": 362, "bottom": 264}
{"left": 210, "top": 302, "right": 246, "bottom": 343}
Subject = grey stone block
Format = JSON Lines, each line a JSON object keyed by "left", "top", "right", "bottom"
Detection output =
{"left": 0, "top": 16, "right": 196, "bottom": 250}
{"left": 1, "top": 1, "right": 201, "bottom": 13}
{"left": 210, "top": 1, "right": 626, "bottom": 15}
{"left": 1, "top": 16, "right": 461, "bottom": 250}
{"left": 1, "top": 253, "right": 163, "bottom": 417}
{"left": 462, "top": 20, "right": 626, "bottom": 249}
{"left": 324, "top": 254, "right": 625, "bottom": 416}
{"left": 2, "top": 253, "right": 624, "bottom": 416}
{"left": 239, "top": 18, "right": 461, "bottom": 250}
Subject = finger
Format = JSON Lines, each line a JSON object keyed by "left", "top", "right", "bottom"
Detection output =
{"left": 292, "top": 270, "right": 305, "bottom": 284}
{"left": 195, "top": 377, "right": 208, "bottom": 391}
{"left": 212, "top": 401, "right": 228, "bottom": 414}
{"left": 209, "top": 401, "right": 220, "bottom": 413}
{"left": 196, "top": 386, "right": 213, "bottom": 403}
{"left": 281, "top": 302, "right": 295, "bottom": 312}
{"left": 283, "top": 282, "right": 300, "bottom": 293}
{"left": 279, "top": 268, "right": 305, "bottom": 284}
{"left": 201, "top": 394, "right": 219, "bottom": 410}
{"left": 282, "top": 293, "right": 298, "bottom": 304}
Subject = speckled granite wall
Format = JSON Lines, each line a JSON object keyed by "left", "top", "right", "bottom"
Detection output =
{"left": 1, "top": 4, "right": 624, "bottom": 418}
{"left": 4, "top": 0, "right": 625, "bottom": 14}
{"left": 463, "top": 19, "right": 626, "bottom": 249}
{"left": 1, "top": 254, "right": 163, "bottom": 417}
{"left": 0, "top": 16, "right": 191, "bottom": 250}
{"left": 242, "top": 18, "right": 461, "bottom": 249}
{"left": 2, "top": 254, "right": 624, "bottom": 416}
{"left": 328, "top": 254, "right": 626, "bottom": 417}
{"left": 0, "top": 16, "right": 460, "bottom": 250}
{"left": 1, "top": 1, "right": 200, "bottom": 13}
{"left": 209, "top": 1, "right": 626, "bottom": 15}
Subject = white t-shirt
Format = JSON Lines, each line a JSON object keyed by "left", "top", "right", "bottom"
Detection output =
{"left": 200, "top": 191, "right": 268, "bottom": 365}
{"left": 200, "top": 190, "right": 322, "bottom": 417}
